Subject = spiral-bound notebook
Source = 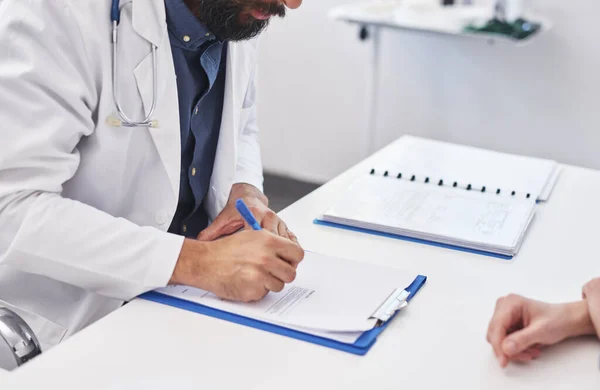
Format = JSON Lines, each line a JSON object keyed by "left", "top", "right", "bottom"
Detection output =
{"left": 316, "top": 136, "right": 559, "bottom": 258}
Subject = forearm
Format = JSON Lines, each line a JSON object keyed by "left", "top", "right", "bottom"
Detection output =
{"left": 0, "top": 191, "right": 183, "bottom": 300}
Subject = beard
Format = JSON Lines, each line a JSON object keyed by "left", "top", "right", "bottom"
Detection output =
{"left": 184, "top": 0, "right": 286, "bottom": 41}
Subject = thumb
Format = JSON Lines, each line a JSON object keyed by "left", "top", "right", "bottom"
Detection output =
{"left": 502, "top": 325, "right": 543, "bottom": 357}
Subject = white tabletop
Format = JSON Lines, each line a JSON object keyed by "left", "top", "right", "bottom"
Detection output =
{"left": 5, "top": 141, "right": 600, "bottom": 389}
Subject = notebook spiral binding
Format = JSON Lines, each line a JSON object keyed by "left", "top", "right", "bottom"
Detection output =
{"left": 369, "top": 168, "right": 532, "bottom": 200}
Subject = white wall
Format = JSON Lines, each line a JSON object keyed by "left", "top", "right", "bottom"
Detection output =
{"left": 257, "top": 0, "right": 600, "bottom": 184}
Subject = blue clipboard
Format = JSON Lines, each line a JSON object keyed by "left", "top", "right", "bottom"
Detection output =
{"left": 314, "top": 219, "right": 513, "bottom": 260}
{"left": 140, "top": 275, "right": 427, "bottom": 356}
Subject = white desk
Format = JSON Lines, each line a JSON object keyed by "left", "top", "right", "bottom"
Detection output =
{"left": 4, "top": 140, "right": 600, "bottom": 389}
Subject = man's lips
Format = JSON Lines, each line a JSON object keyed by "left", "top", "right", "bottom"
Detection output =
{"left": 249, "top": 9, "right": 272, "bottom": 20}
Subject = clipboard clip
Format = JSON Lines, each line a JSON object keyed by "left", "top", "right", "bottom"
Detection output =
{"left": 371, "top": 288, "right": 411, "bottom": 327}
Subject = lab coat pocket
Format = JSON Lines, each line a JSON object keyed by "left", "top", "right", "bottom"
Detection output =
{"left": 0, "top": 299, "right": 67, "bottom": 352}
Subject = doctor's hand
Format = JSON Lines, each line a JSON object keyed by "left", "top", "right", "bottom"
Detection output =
{"left": 170, "top": 231, "right": 304, "bottom": 302}
{"left": 486, "top": 294, "right": 595, "bottom": 368}
{"left": 198, "top": 183, "right": 299, "bottom": 244}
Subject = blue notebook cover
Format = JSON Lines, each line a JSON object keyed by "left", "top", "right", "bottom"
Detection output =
{"left": 141, "top": 275, "right": 427, "bottom": 356}
{"left": 314, "top": 218, "right": 513, "bottom": 260}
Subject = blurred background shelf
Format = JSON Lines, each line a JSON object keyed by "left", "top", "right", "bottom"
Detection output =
{"left": 329, "top": 1, "right": 551, "bottom": 46}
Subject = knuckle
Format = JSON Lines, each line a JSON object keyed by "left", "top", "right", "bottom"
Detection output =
{"left": 285, "top": 268, "right": 297, "bottom": 283}
{"left": 297, "top": 247, "right": 305, "bottom": 261}
{"left": 288, "top": 247, "right": 304, "bottom": 264}
{"left": 245, "top": 268, "right": 262, "bottom": 283}
{"left": 258, "top": 255, "right": 271, "bottom": 268}
{"left": 242, "top": 287, "right": 264, "bottom": 303}
{"left": 264, "top": 233, "right": 278, "bottom": 246}
{"left": 241, "top": 290, "right": 255, "bottom": 303}
{"left": 487, "top": 323, "right": 497, "bottom": 339}
{"left": 250, "top": 206, "right": 266, "bottom": 219}
{"left": 506, "top": 293, "right": 521, "bottom": 303}
{"left": 255, "top": 287, "right": 268, "bottom": 300}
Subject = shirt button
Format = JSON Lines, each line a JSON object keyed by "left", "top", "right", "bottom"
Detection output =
{"left": 182, "top": 225, "right": 187, "bottom": 233}
{"left": 183, "top": 35, "right": 191, "bottom": 42}
{"left": 155, "top": 211, "right": 168, "bottom": 225}
{"left": 194, "top": 106, "right": 199, "bottom": 115}
{"left": 191, "top": 167, "right": 197, "bottom": 176}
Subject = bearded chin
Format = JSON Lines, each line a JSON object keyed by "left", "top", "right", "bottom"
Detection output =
{"left": 211, "top": 19, "right": 270, "bottom": 42}
{"left": 188, "top": 0, "right": 283, "bottom": 42}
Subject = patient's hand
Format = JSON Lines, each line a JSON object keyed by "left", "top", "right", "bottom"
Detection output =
{"left": 486, "top": 294, "right": 595, "bottom": 368}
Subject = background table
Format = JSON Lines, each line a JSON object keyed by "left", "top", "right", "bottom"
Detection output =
{"left": 4, "top": 139, "right": 600, "bottom": 389}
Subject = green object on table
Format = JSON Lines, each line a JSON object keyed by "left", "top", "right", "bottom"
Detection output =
{"left": 465, "top": 18, "right": 541, "bottom": 40}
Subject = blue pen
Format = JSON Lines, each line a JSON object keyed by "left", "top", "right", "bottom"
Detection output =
{"left": 236, "top": 199, "right": 262, "bottom": 231}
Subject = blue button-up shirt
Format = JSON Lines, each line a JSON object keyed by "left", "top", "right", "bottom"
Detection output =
{"left": 165, "top": 0, "right": 227, "bottom": 238}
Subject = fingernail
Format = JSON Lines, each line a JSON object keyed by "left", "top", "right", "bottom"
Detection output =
{"left": 504, "top": 340, "right": 517, "bottom": 355}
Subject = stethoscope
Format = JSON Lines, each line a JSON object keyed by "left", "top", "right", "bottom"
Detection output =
{"left": 109, "top": 0, "right": 159, "bottom": 128}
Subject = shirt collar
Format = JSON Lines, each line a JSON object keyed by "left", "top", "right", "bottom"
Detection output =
{"left": 164, "top": 0, "right": 218, "bottom": 50}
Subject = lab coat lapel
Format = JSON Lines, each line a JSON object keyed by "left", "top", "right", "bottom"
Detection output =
{"left": 131, "top": 0, "right": 165, "bottom": 47}
{"left": 209, "top": 43, "right": 241, "bottom": 215}
{"left": 131, "top": 0, "right": 181, "bottom": 199}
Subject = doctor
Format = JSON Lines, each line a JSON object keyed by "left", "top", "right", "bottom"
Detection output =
{"left": 0, "top": 0, "right": 304, "bottom": 350}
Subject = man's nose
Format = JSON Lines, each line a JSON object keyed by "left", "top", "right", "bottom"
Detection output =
{"left": 281, "top": 0, "right": 302, "bottom": 10}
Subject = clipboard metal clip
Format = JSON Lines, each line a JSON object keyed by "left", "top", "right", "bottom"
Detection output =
{"left": 371, "top": 288, "right": 411, "bottom": 327}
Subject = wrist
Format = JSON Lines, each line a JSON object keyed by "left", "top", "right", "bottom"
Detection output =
{"left": 565, "top": 300, "right": 596, "bottom": 337}
{"left": 170, "top": 238, "right": 211, "bottom": 287}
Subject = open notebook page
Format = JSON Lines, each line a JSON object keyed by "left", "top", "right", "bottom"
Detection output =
{"left": 322, "top": 175, "right": 536, "bottom": 252}
{"left": 155, "top": 252, "right": 417, "bottom": 334}
{"left": 373, "top": 136, "right": 558, "bottom": 201}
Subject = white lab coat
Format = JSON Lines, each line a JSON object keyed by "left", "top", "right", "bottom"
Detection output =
{"left": 0, "top": 0, "right": 263, "bottom": 350}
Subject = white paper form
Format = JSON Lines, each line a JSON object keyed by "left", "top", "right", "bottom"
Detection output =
{"left": 155, "top": 252, "right": 417, "bottom": 335}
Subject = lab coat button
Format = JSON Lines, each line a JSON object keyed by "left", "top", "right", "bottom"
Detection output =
{"left": 155, "top": 211, "right": 168, "bottom": 225}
